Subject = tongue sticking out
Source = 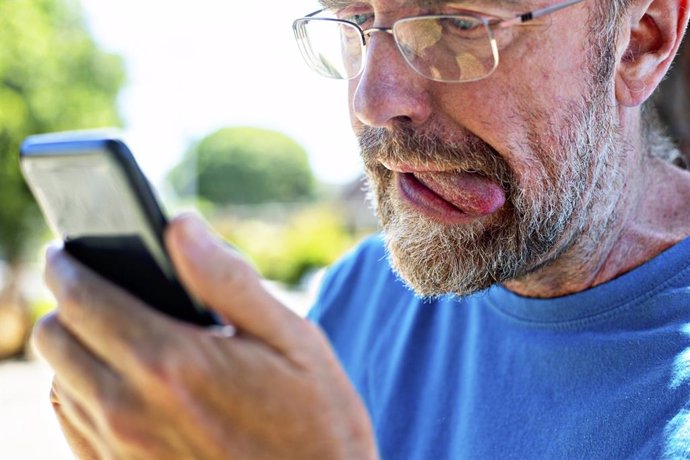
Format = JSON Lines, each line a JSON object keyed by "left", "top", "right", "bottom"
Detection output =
{"left": 413, "top": 171, "right": 506, "bottom": 217}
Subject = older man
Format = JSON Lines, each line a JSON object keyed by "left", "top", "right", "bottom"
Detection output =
{"left": 34, "top": 0, "right": 690, "bottom": 458}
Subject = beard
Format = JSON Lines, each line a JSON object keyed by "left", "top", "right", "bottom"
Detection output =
{"left": 358, "top": 84, "right": 621, "bottom": 298}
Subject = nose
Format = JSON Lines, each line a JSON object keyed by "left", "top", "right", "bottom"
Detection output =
{"left": 351, "top": 31, "right": 433, "bottom": 128}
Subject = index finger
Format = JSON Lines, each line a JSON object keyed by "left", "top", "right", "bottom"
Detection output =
{"left": 44, "top": 245, "right": 187, "bottom": 378}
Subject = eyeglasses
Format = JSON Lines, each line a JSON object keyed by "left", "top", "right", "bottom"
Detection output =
{"left": 293, "top": 0, "right": 583, "bottom": 83}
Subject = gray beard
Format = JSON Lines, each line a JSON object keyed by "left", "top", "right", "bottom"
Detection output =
{"left": 358, "top": 93, "right": 622, "bottom": 298}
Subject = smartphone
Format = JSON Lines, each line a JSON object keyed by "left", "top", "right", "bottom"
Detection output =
{"left": 19, "top": 130, "right": 219, "bottom": 326}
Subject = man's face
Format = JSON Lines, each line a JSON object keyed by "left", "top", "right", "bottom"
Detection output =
{"left": 349, "top": 0, "right": 625, "bottom": 297}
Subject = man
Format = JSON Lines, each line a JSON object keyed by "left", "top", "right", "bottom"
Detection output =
{"left": 33, "top": 0, "right": 690, "bottom": 458}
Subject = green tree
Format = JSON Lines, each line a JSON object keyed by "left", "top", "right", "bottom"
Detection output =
{"left": 0, "top": 0, "right": 124, "bottom": 357}
{"left": 217, "top": 205, "right": 358, "bottom": 286}
{"left": 169, "top": 127, "right": 315, "bottom": 205}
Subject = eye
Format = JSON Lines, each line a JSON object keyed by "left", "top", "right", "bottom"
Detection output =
{"left": 346, "top": 12, "right": 374, "bottom": 28}
{"left": 333, "top": 7, "right": 374, "bottom": 28}
{"left": 439, "top": 16, "right": 484, "bottom": 38}
{"left": 447, "top": 17, "right": 480, "bottom": 30}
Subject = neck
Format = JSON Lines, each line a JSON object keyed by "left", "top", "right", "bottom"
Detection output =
{"left": 503, "top": 133, "right": 690, "bottom": 299}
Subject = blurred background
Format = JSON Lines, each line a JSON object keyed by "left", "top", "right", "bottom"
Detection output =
{"left": 0, "top": 0, "right": 687, "bottom": 458}
{"left": 0, "top": 0, "right": 377, "bottom": 457}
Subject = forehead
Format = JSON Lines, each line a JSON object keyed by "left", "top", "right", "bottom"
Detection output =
{"left": 319, "top": 0, "right": 445, "bottom": 7}
{"left": 317, "top": 0, "right": 522, "bottom": 9}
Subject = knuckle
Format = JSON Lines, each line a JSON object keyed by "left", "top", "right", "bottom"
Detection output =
{"left": 296, "top": 319, "right": 328, "bottom": 347}
{"left": 57, "top": 275, "right": 90, "bottom": 320}
{"left": 166, "top": 349, "right": 210, "bottom": 390}
{"left": 283, "top": 321, "right": 329, "bottom": 369}
{"left": 113, "top": 354, "right": 203, "bottom": 421}
{"left": 30, "top": 313, "right": 50, "bottom": 347}
{"left": 31, "top": 313, "right": 59, "bottom": 351}
{"left": 99, "top": 389, "right": 141, "bottom": 445}
{"left": 216, "top": 255, "right": 259, "bottom": 294}
{"left": 131, "top": 342, "right": 190, "bottom": 392}
{"left": 94, "top": 381, "right": 122, "bottom": 410}
{"left": 102, "top": 405, "right": 135, "bottom": 444}
{"left": 132, "top": 351, "right": 171, "bottom": 386}
{"left": 300, "top": 318, "right": 322, "bottom": 336}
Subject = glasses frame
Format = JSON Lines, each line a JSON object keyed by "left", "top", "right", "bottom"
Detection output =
{"left": 293, "top": 0, "right": 584, "bottom": 83}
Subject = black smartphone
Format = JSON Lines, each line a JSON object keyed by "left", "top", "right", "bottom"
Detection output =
{"left": 19, "top": 130, "right": 219, "bottom": 326}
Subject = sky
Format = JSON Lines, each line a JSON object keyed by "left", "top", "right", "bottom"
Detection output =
{"left": 79, "top": 0, "right": 363, "bottom": 190}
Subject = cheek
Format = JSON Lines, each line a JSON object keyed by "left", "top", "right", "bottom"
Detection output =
{"left": 433, "top": 83, "right": 533, "bottom": 176}
{"left": 509, "top": 154, "right": 561, "bottom": 201}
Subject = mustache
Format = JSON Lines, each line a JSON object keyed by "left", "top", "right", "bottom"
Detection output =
{"left": 357, "top": 124, "right": 515, "bottom": 190}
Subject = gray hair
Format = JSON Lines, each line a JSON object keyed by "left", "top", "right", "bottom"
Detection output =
{"left": 591, "top": 0, "right": 689, "bottom": 167}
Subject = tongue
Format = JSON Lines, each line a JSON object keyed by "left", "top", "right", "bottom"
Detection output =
{"left": 414, "top": 171, "right": 506, "bottom": 217}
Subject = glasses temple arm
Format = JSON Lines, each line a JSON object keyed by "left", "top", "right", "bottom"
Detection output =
{"left": 305, "top": 8, "right": 326, "bottom": 18}
{"left": 496, "top": 0, "right": 583, "bottom": 28}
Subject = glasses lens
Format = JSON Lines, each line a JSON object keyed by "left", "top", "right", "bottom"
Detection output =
{"left": 294, "top": 19, "right": 363, "bottom": 79}
{"left": 393, "top": 16, "right": 497, "bottom": 82}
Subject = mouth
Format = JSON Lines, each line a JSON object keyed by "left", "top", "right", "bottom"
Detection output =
{"left": 389, "top": 164, "right": 507, "bottom": 224}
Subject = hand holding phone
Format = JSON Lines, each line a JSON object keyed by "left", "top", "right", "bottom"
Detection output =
{"left": 20, "top": 130, "right": 219, "bottom": 326}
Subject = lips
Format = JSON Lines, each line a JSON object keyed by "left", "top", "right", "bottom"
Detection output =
{"left": 396, "top": 170, "right": 506, "bottom": 223}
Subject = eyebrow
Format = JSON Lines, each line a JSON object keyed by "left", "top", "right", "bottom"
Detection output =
{"left": 317, "top": 0, "right": 361, "bottom": 9}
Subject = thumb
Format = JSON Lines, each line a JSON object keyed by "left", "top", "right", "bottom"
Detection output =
{"left": 165, "top": 213, "right": 303, "bottom": 350}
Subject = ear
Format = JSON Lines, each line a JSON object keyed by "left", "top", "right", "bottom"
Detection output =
{"left": 615, "top": 0, "right": 690, "bottom": 107}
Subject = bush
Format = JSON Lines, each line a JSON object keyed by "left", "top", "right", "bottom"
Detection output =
{"left": 169, "top": 127, "right": 315, "bottom": 205}
{"left": 214, "top": 205, "right": 358, "bottom": 286}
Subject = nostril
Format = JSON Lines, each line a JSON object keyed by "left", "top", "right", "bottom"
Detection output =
{"left": 352, "top": 73, "right": 433, "bottom": 127}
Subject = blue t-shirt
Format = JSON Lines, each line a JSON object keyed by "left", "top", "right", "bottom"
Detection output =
{"left": 310, "top": 235, "right": 690, "bottom": 459}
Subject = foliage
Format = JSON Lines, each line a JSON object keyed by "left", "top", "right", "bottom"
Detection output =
{"left": 169, "top": 127, "right": 315, "bottom": 206}
{"left": 214, "top": 205, "right": 358, "bottom": 286}
{"left": 0, "top": 0, "right": 124, "bottom": 262}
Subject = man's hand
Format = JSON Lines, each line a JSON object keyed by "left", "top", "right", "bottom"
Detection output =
{"left": 32, "top": 214, "right": 377, "bottom": 460}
